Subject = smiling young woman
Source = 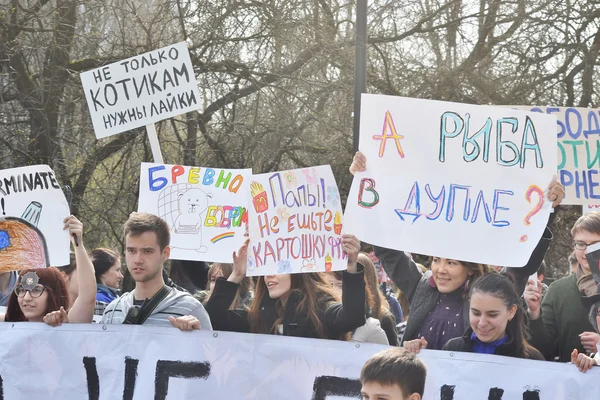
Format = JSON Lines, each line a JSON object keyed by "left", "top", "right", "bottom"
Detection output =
{"left": 205, "top": 235, "right": 367, "bottom": 340}
{"left": 349, "top": 151, "right": 560, "bottom": 351}
{"left": 441, "top": 273, "right": 543, "bottom": 360}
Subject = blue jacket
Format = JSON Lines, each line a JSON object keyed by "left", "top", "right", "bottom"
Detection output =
{"left": 96, "top": 284, "right": 118, "bottom": 304}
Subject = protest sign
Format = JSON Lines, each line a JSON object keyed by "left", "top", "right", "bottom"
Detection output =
{"left": 0, "top": 165, "right": 70, "bottom": 271}
{"left": 247, "top": 165, "right": 345, "bottom": 276}
{"left": 584, "top": 242, "right": 600, "bottom": 290}
{"left": 138, "top": 163, "right": 251, "bottom": 262}
{"left": 511, "top": 106, "right": 600, "bottom": 205}
{"left": 345, "top": 94, "right": 557, "bottom": 267}
{"left": 80, "top": 42, "right": 201, "bottom": 140}
{"left": 0, "top": 324, "right": 596, "bottom": 399}
{"left": 584, "top": 204, "right": 600, "bottom": 214}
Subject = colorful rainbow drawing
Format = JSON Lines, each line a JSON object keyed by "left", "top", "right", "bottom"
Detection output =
{"left": 211, "top": 232, "right": 235, "bottom": 243}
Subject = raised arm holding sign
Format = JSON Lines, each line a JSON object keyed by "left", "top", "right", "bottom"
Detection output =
{"left": 344, "top": 95, "right": 563, "bottom": 350}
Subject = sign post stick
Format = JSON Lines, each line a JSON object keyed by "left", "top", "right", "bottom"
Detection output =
{"left": 146, "top": 123, "right": 164, "bottom": 164}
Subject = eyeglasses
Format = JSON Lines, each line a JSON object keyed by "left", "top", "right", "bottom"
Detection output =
{"left": 14, "top": 284, "right": 49, "bottom": 298}
{"left": 573, "top": 241, "right": 600, "bottom": 251}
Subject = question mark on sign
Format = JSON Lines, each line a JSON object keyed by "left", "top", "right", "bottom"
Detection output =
{"left": 520, "top": 185, "right": 544, "bottom": 242}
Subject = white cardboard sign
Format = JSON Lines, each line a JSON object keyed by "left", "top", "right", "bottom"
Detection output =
{"left": 80, "top": 42, "right": 201, "bottom": 139}
{"left": 138, "top": 163, "right": 251, "bottom": 262}
{"left": 345, "top": 94, "right": 557, "bottom": 267}
{"left": 247, "top": 165, "right": 345, "bottom": 276}
{"left": 0, "top": 165, "right": 70, "bottom": 271}
{"left": 510, "top": 105, "right": 600, "bottom": 206}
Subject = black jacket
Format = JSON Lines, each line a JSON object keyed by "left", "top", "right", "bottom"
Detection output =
{"left": 443, "top": 328, "right": 544, "bottom": 360}
{"left": 205, "top": 268, "right": 366, "bottom": 340}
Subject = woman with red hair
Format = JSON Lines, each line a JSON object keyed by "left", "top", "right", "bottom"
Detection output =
{"left": 1, "top": 216, "right": 96, "bottom": 325}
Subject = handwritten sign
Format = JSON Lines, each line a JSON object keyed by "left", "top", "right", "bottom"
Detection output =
{"left": 345, "top": 95, "right": 557, "bottom": 267}
{"left": 0, "top": 165, "right": 70, "bottom": 271}
{"left": 511, "top": 106, "right": 600, "bottom": 205}
{"left": 247, "top": 165, "right": 345, "bottom": 276}
{"left": 80, "top": 42, "right": 201, "bottom": 139}
{"left": 138, "top": 163, "right": 251, "bottom": 262}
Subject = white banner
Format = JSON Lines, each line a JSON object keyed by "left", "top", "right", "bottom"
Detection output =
{"left": 0, "top": 165, "right": 70, "bottom": 270}
{"left": 345, "top": 94, "right": 557, "bottom": 267}
{"left": 247, "top": 165, "right": 345, "bottom": 276}
{"left": 80, "top": 42, "right": 202, "bottom": 139}
{"left": 511, "top": 106, "right": 600, "bottom": 206}
{"left": 0, "top": 324, "right": 596, "bottom": 399}
{"left": 138, "top": 163, "right": 251, "bottom": 262}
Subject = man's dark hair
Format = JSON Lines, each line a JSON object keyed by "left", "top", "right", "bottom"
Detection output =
{"left": 124, "top": 212, "right": 170, "bottom": 250}
{"left": 360, "top": 347, "right": 426, "bottom": 397}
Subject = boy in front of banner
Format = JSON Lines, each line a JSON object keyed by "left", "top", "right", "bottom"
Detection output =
{"left": 101, "top": 212, "right": 212, "bottom": 331}
{"left": 360, "top": 347, "right": 426, "bottom": 400}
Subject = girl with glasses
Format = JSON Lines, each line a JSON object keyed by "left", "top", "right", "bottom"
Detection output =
{"left": 1, "top": 216, "right": 97, "bottom": 325}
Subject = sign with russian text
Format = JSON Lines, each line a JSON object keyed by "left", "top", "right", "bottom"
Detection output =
{"left": 511, "top": 106, "right": 600, "bottom": 205}
{"left": 80, "top": 42, "right": 201, "bottom": 139}
{"left": 138, "top": 163, "right": 251, "bottom": 262}
{"left": 247, "top": 165, "right": 345, "bottom": 276}
{"left": 345, "top": 95, "right": 557, "bottom": 267}
{"left": 0, "top": 165, "right": 70, "bottom": 271}
{"left": 0, "top": 324, "right": 596, "bottom": 399}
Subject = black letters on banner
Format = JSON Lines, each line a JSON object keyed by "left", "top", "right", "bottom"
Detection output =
{"left": 123, "top": 357, "right": 139, "bottom": 400}
{"left": 83, "top": 357, "right": 100, "bottom": 400}
{"left": 440, "top": 384, "right": 541, "bottom": 399}
{"left": 311, "top": 376, "right": 361, "bottom": 400}
{"left": 440, "top": 384, "right": 456, "bottom": 400}
{"left": 154, "top": 360, "right": 211, "bottom": 400}
{"left": 83, "top": 357, "right": 210, "bottom": 399}
{"left": 523, "top": 389, "right": 541, "bottom": 400}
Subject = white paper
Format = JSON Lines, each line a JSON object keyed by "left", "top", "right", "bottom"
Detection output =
{"left": 510, "top": 105, "right": 600, "bottom": 206}
{"left": 345, "top": 95, "right": 557, "bottom": 267}
{"left": 80, "top": 42, "right": 202, "bottom": 139}
{"left": 0, "top": 165, "right": 70, "bottom": 271}
{"left": 138, "top": 163, "right": 251, "bottom": 262}
{"left": 247, "top": 165, "right": 345, "bottom": 276}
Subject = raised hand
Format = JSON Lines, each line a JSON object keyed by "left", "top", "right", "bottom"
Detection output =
{"left": 63, "top": 215, "right": 84, "bottom": 247}
{"left": 229, "top": 238, "right": 250, "bottom": 284}
{"left": 349, "top": 151, "right": 367, "bottom": 175}
{"left": 342, "top": 234, "right": 361, "bottom": 273}
{"left": 546, "top": 176, "right": 565, "bottom": 209}
{"left": 523, "top": 279, "right": 543, "bottom": 320}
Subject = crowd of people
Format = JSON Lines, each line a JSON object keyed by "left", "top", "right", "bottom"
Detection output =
{"left": 0, "top": 152, "right": 598, "bottom": 399}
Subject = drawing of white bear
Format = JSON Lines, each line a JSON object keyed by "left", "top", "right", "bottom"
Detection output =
{"left": 171, "top": 188, "right": 212, "bottom": 253}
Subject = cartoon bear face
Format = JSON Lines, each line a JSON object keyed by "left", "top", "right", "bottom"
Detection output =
{"left": 178, "top": 188, "right": 211, "bottom": 215}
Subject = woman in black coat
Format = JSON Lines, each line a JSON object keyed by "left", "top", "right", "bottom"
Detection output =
{"left": 205, "top": 235, "right": 366, "bottom": 340}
